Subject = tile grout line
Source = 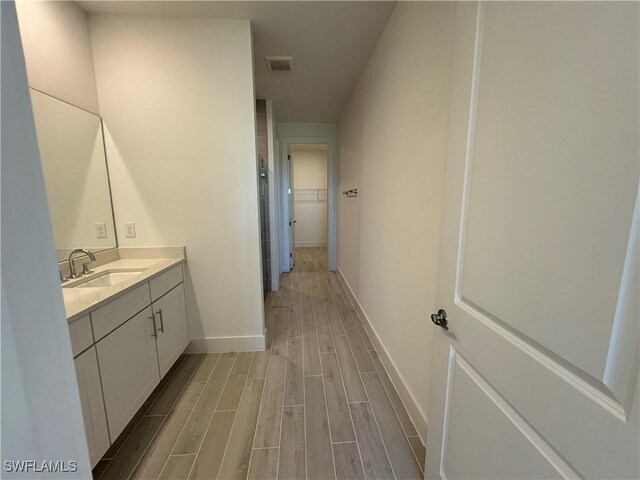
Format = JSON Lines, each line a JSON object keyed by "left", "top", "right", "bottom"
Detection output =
{"left": 355, "top": 368, "right": 397, "bottom": 480}
{"left": 337, "top": 271, "right": 424, "bottom": 471}
{"left": 315, "top": 295, "right": 339, "bottom": 480}
{"left": 341, "top": 291, "right": 399, "bottom": 479}
{"left": 301, "top": 271, "right": 308, "bottom": 480}
{"left": 366, "top": 348, "right": 424, "bottom": 470}
{"left": 329, "top": 270, "right": 398, "bottom": 480}
{"left": 322, "top": 275, "right": 338, "bottom": 353}
{"left": 324, "top": 272, "right": 368, "bottom": 480}
{"left": 182, "top": 351, "right": 242, "bottom": 480}
{"left": 164, "top": 353, "right": 224, "bottom": 458}
{"left": 246, "top": 348, "right": 273, "bottom": 476}
{"left": 212, "top": 351, "right": 256, "bottom": 480}
{"left": 275, "top": 300, "right": 289, "bottom": 480}
{"left": 152, "top": 353, "right": 224, "bottom": 478}
{"left": 125, "top": 354, "right": 206, "bottom": 480}
{"left": 156, "top": 354, "right": 224, "bottom": 478}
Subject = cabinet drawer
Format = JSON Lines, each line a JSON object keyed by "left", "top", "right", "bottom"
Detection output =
{"left": 150, "top": 264, "right": 183, "bottom": 301}
{"left": 69, "top": 315, "right": 93, "bottom": 357}
{"left": 92, "top": 284, "right": 151, "bottom": 341}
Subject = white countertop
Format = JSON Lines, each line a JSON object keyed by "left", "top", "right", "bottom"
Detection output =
{"left": 63, "top": 257, "right": 185, "bottom": 323}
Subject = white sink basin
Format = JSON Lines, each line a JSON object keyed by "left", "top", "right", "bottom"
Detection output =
{"left": 65, "top": 269, "right": 146, "bottom": 289}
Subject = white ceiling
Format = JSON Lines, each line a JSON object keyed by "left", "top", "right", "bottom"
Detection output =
{"left": 77, "top": 1, "right": 396, "bottom": 123}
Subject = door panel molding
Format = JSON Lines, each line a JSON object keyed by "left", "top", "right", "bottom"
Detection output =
{"left": 440, "top": 347, "right": 579, "bottom": 480}
{"left": 456, "top": 297, "right": 627, "bottom": 421}
{"left": 603, "top": 189, "right": 640, "bottom": 413}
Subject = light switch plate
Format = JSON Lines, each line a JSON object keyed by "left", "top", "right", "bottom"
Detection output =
{"left": 95, "top": 222, "right": 107, "bottom": 238}
{"left": 124, "top": 222, "right": 136, "bottom": 238}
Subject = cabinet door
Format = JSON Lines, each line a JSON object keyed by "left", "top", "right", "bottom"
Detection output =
{"left": 153, "top": 285, "right": 189, "bottom": 378}
{"left": 74, "top": 347, "right": 110, "bottom": 468}
{"left": 96, "top": 306, "right": 160, "bottom": 440}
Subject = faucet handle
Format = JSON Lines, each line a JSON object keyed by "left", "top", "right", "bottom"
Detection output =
{"left": 82, "top": 262, "right": 94, "bottom": 275}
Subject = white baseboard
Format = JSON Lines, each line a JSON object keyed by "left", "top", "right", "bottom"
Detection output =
{"left": 185, "top": 334, "right": 265, "bottom": 353}
{"left": 295, "top": 241, "right": 327, "bottom": 248}
{"left": 337, "top": 269, "right": 428, "bottom": 442}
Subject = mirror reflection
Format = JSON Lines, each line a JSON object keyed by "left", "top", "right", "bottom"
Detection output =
{"left": 30, "top": 89, "right": 117, "bottom": 262}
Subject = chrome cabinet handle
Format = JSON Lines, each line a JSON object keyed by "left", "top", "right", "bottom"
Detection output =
{"left": 430, "top": 309, "right": 449, "bottom": 331}
{"left": 157, "top": 309, "right": 165, "bottom": 333}
{"left": 150, "top": 313, "right": 158, "bottom": 338}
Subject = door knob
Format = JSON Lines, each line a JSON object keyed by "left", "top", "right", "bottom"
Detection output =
{"left": 431, "top": 309, "right": 448, "bottom": 330}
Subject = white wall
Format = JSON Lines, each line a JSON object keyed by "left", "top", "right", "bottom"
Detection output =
{"left": 292, "top": 147, "right": 328, "bottom": 247}
{"left": 337, "top": 2, "right": 456, "bottom": 435}
{"left": 293, "top": 148, "right": 328, "bottom": 189}
{"left": 15, "top": 0, "right": 100, "bottom": 114}
{"left": 89, "top": 14, "right": 265, "bottom": 352}
{"left": 1, "top": 2, "right": 91, "bottom": 476}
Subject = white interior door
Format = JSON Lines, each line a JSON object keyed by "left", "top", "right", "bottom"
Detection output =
{"left": 288, "top": 146, "right": 296, "bottom": 269}
{"left": 426, "top": 3, "right": 639, "bottom": 480}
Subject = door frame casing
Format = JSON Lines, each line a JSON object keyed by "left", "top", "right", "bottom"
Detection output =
{"left": 278, "top": 135, "right": 337, "bottom": 272}
{"left": 265, "top": 100, "right": 279, "bottom": 291}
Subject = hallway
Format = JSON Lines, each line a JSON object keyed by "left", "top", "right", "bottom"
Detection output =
{"left": 93, "top": 248, "right": 424, "bottom": 480}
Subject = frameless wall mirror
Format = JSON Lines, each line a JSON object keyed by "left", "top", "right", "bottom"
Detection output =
{"left": 30, "top": 89, "right": 117, "bottom": 262}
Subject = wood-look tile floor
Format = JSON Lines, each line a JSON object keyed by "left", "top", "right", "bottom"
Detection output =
{"left": 94, "top": 248, "right": 425, "bottom": 480}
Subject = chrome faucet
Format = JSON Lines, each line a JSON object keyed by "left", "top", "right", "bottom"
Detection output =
{"left": 67, "top": 249, "right": 96, "bottom": 279}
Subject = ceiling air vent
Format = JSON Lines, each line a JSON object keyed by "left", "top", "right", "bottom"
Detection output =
{"left": 265, "top": 56, "right": 294, "bottom": 73}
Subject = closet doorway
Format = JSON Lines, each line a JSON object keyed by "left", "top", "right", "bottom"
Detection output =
{"left": 289, "top": 144, "right": 328, "bottom": 270}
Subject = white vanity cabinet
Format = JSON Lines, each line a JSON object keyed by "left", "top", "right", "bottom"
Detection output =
{"left": 74, "top": 346, "right": 111, "bottom": 468}
{"left": 96, "top": 282, "right": 188, "bottom": 439}
{"left": 153, "top": 285, "right": 189, "bottom": 378}
{"left": 96, "top": 306, "right": 161, "bottom": 440}
{"left": 68, "top": 262, "right": 189, "bottom": 464}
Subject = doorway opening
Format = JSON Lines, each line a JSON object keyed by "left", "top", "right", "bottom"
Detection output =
{"left": 279, "top": 135, "right": 337, "bottom": 275}
{"left": 289, "top": 144, "right": 329, "bottom": 272}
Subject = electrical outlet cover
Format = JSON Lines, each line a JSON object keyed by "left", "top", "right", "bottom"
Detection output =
{"left": 124, "top": 222, "right": 136, "bottom": 238}
{"left": 95, "top": 222, "right": 107, "bottom": 238}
